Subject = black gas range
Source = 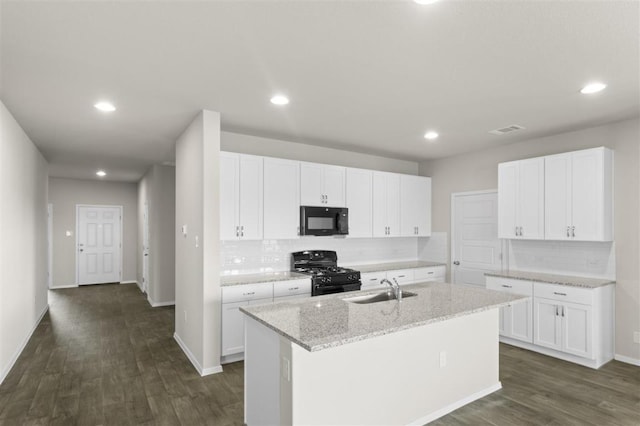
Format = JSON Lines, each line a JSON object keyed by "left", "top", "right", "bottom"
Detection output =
{"left": 291, "top": 250, "right": 361, "bottom": 296}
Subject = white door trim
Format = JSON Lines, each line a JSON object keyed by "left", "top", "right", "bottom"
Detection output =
{"left": 450, "top": 190, "right": 505, "bottom": 285}
{"left": 47, "top": 203, "right": 53, "bottom": 289}
{"left": 75, "top": 204, "right": 124, "bottom": 285}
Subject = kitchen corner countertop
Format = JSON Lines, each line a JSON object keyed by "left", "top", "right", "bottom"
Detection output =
{"left": 220, "top": 271, "right": 308, "bottom": 287}
{"left": 485, "top": 270, "right": 615, "bottom": 289}
{"left": 240, "top": 282, "right": 526, "bottom": 352}
{"left": 348, "top": 260, "right": 446, "bottom": 274}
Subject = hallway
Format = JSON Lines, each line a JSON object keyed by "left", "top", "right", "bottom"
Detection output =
{"left": 0, "top": 284, "right": 242, "bottom": 425}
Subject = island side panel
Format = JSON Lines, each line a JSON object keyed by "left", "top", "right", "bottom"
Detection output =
{"left": 244, "top": 316, "right": 282, "bottom": 425}
{"left": 289, "top": 309, "right": 501, "bottom": 426}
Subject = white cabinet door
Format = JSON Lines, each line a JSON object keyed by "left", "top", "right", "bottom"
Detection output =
{"left": 508, "top": 298, "right": 533, "bottom": 343}
{"left": 562, "top": 301, "right": 593, "bottom": 359}
{"left": 534, "top": 297, "right": 562, "bottom": 351}
{"left": 372, "top": 172, "right": 388, "bottom": 237}
{"left": 346, "top": 168, "right": 373, "bottom": 238}
{"left": 571, "top": 148, "right": 606, "bottom": 241}
{"left": 221, "top": 300, "right": 247, "bottom": 356}
{"left": 360, "top": 271, "right": 387, "bottom": 290}
{"left": 387, "top": 269, "right": 414, "bottom": 285}
{"left": 220, "top": 153, "right": 240, "bottom": 241}
{"left": 518, "top": 158, "right": 545, "bottom": 239}
{"left": 544, "top": 153, "right": 572, "bottom": 240}
{"left": 239, "top": 154, "right": 263, "bottom": 240}
{"left": 386, "top": 174, "right": 401, "bottom": 237}
{"left": 400, "top": 175, "right": 431, "bottom": 237}
{"left": 300, "top": 162, "right": 324, "bottom": 206}
{"left": 498, "top": 158, "right": 544, "bottom": 239}
{"left": 323, "top": 165, "right": 346, "bottom": 207}
{"left": 264, "top": 157, "right": 300, "bottom": 239}
{"left": 300, "top": 163, "right": 346, "bottom": 207}
{"left": 498, "top": 161, "right": 518, "bottom": 239}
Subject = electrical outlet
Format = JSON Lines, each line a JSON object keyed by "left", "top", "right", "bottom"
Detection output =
{"left": 281, "top": 357, "right": 291, "bottom": 381}
{"left": 634, "top": 331, "right": 640, "bottom": 344}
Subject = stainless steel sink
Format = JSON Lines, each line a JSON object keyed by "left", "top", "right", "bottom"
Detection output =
{"left": 344, "top": 291, "right": 417, "bottom": 304}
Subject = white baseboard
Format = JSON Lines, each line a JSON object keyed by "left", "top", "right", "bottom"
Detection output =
{"left": 0, "top": 304, "right": 49, "bottom": 385}
{"left": 500, "top": 336, "right": 608, "bottom": 369}
{"left": 49, "top": 284, "right": 78, "bottom": 289}
{"left": 615, "top": 354, "right": 640, "bottom": 366}
{"left": 147, "top": 295, "right": 175, "bottom": 307}
{"left": 408, "top": 382, "right": 502, "bottom": 426}
{"left": 120, "top": 280, "right": 137, "bottom": 285}
{"left": 173, "top": 332, "right": 223, "bottom": 377}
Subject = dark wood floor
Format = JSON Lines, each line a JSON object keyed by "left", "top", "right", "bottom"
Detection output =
{"left": 1, "top": 283, "right": 638, "bottom": 425}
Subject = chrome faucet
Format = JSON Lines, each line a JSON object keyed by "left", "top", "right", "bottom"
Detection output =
{"left": 381, "top": 278, "right": 402, "bottom": 301}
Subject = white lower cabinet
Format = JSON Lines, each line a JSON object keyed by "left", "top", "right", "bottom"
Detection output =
{"left": 486, "top": 277, "right": 533, "bottom": 343}
{"left": 360, "top": 272, "right": 388, "bottom": 290}
{"left": 413, "top": 266, "right": 446, "bottom": 283}
{"left": 386, "top": 269, "right": 414, "bottom": 285}
{"left": 221, "top": 278, "right": 311, "bottom": 360}
{"left": 486, "top": 276, "right": 613, "bottom": 369}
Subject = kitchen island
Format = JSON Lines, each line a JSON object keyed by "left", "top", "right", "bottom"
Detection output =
{"left": 240, "top": 282, "right": 527, "bottom": 425}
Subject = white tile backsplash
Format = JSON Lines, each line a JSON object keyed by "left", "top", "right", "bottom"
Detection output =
{"left": 418, "top": 232, "right": 448, "bottom": 264}
{"left": 221, "top": 237, "right": 422, "bottom": 275}
{"left": 508, "top": 240, "right": 615, "bottom": 279}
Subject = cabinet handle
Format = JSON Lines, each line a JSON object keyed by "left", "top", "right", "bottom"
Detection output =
{"left": 288, "top": 287, "right": 299, "bottom": 291}
{"left": 553, "top": 292, "right": 567, "bottom": 296}
{"left": 571, "top": 226, "right": 575, "bottom": 238}
{"left": 501, "top": 285, "right": 512, "bottom": 288}
{"left": 567, "top": 226, "right": 570, "bottom": 237}
{"left": 561, "top": 305, "right": 565, "bottom": 317}
{"left": 428, "top": 272, "right": 434, "bottom": 275}
{"left": 555, "top": 305, "right": 559, "bottom": 316}
{"left": 240, "top": 225, "right": 244, "bottom": 237}
{"left": 243, "top": 292, "right": 255, "bottom": 296}
{"left": 370, "top": 278, "right": 378, "bottom": 281}
{"left": 236, "top": 226, "right": 239, "bottom": 237}
{"left": 515, "top": 226, "right": 519, "bottom": 236}
{"left": 520, "top": 226, "right": 523, "bottom": 236}
{"left": 398, "top": 275, "right": 406, "bottom": 278}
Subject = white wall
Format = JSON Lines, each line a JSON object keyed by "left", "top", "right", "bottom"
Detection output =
{"left": 175, "top": 110, "right": 221, "bottom": 375}
{"left": 137, "top": 165, "right": 176, "bottom": 306}
{"left": 0, "top": 100, "right": 48, "bottom": 385}
{"left": 419, "top": 118, "right": 640, "bottom": 362}
{"left": 221, "top": 131, "right": 419, "bottom": 175}
{"left": 48, "top": 177, "right": 138, "bottom": 287}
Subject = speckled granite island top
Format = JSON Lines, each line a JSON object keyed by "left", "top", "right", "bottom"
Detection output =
{"left": 240, "top": 283, "right": 526, "bottom": 352}
{"left": 348, "top": 260, "right": 446, "bottom": 273}
{"left": 220, "top": 271, "right": 308, "bottom": 287}
{"left": 485, "top": 270, "right": 615, "bottom": 289}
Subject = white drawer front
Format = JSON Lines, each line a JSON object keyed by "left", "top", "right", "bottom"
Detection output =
{"left": 386, "top": 269, "right": 415, "bottom": 285}
{"left": 360, "top": 272, "right": 387, "bottom": 289}
{"left": 222, "top": 283, "right": 273, "bottom": 303}
{"left": 534, "top": 282, "right": 593, "bottom": 305}
{"left": 414, "top": 266, "right": 446, "bottom": 282}
{"left": 486, "top": 277, "right": 533, "bottom": 296}
{"left": 273, "top": 278, "right": 311, "bottom": 298}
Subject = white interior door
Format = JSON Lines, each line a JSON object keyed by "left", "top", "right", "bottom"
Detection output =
{"left": 77, "top": 205, "right": 122, "bottom": 285}
{"left": 142, "top": 202, "right": 150, "bottom": 293}
{"left": 451, "top": 191, "right": 503, "bottom": 287}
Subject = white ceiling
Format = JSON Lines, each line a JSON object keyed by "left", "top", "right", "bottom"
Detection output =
{"left": 1, "top": 1, "right": 638, "bottom": 182}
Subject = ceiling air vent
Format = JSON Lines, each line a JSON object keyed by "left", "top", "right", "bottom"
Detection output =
{"left": 489, "top": 124, "right": 526, "bottom": 135}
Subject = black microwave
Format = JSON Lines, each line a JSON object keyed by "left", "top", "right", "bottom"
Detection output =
{"left": 300, "top": 206, "right": 349, "bottom": 236}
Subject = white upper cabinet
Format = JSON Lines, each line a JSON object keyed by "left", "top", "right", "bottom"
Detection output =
{"left": 400, "top": 175, "right": 431, "bottom": 237}
{"left": 545, "top": 147, "right": 613, "bottom": 241}
{"left": 498, "top": 157, "right": 545, "bottom": 239}
{"left": 373, "top": 172, "right": 401, "bottom": 237}
{"left": 220, "top": 152, "right": 263, "bottom": 241}
{"left": 264, "top": 157, "right": 300, "bottom": 239}
{"left": 300, "top": 162, "right": 346, "bottom": 207}
{"left": 346, "top": 168, "right": 373, "bottom": 238}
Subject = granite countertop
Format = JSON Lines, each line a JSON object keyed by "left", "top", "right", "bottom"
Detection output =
{"left": 240, "top": 283, "right": 526, "bottom": 352}
{"left": 348, "top": 260, "right": 446, "bottom": 274}
{"left": 484, "top": 270, "right": 615, "bottom": 289}
{"left": 220, "top": 271, "right": 308, "bottom": 287}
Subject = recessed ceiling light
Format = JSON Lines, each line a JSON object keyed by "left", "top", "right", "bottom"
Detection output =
{"left": 424, "top": 131, "right": 439, "bottom": 140}
{"left": 96, "top": 170, "right": 107, "bottom": 177}
{"left": 270, "top": 95, "right": 289, "bottom": 106}
{"left": 580, "top": 82, "right": 607, "bottom": 94}
{"left": 414, "top": 0, "right": 440, "bottom": 4}
{"left": 94, "top": 101, "right": 116, "bottom": 112}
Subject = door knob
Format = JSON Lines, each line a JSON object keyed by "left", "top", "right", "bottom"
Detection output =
{"left": 453, "top": 261, "right": 460, "bottom": 265}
